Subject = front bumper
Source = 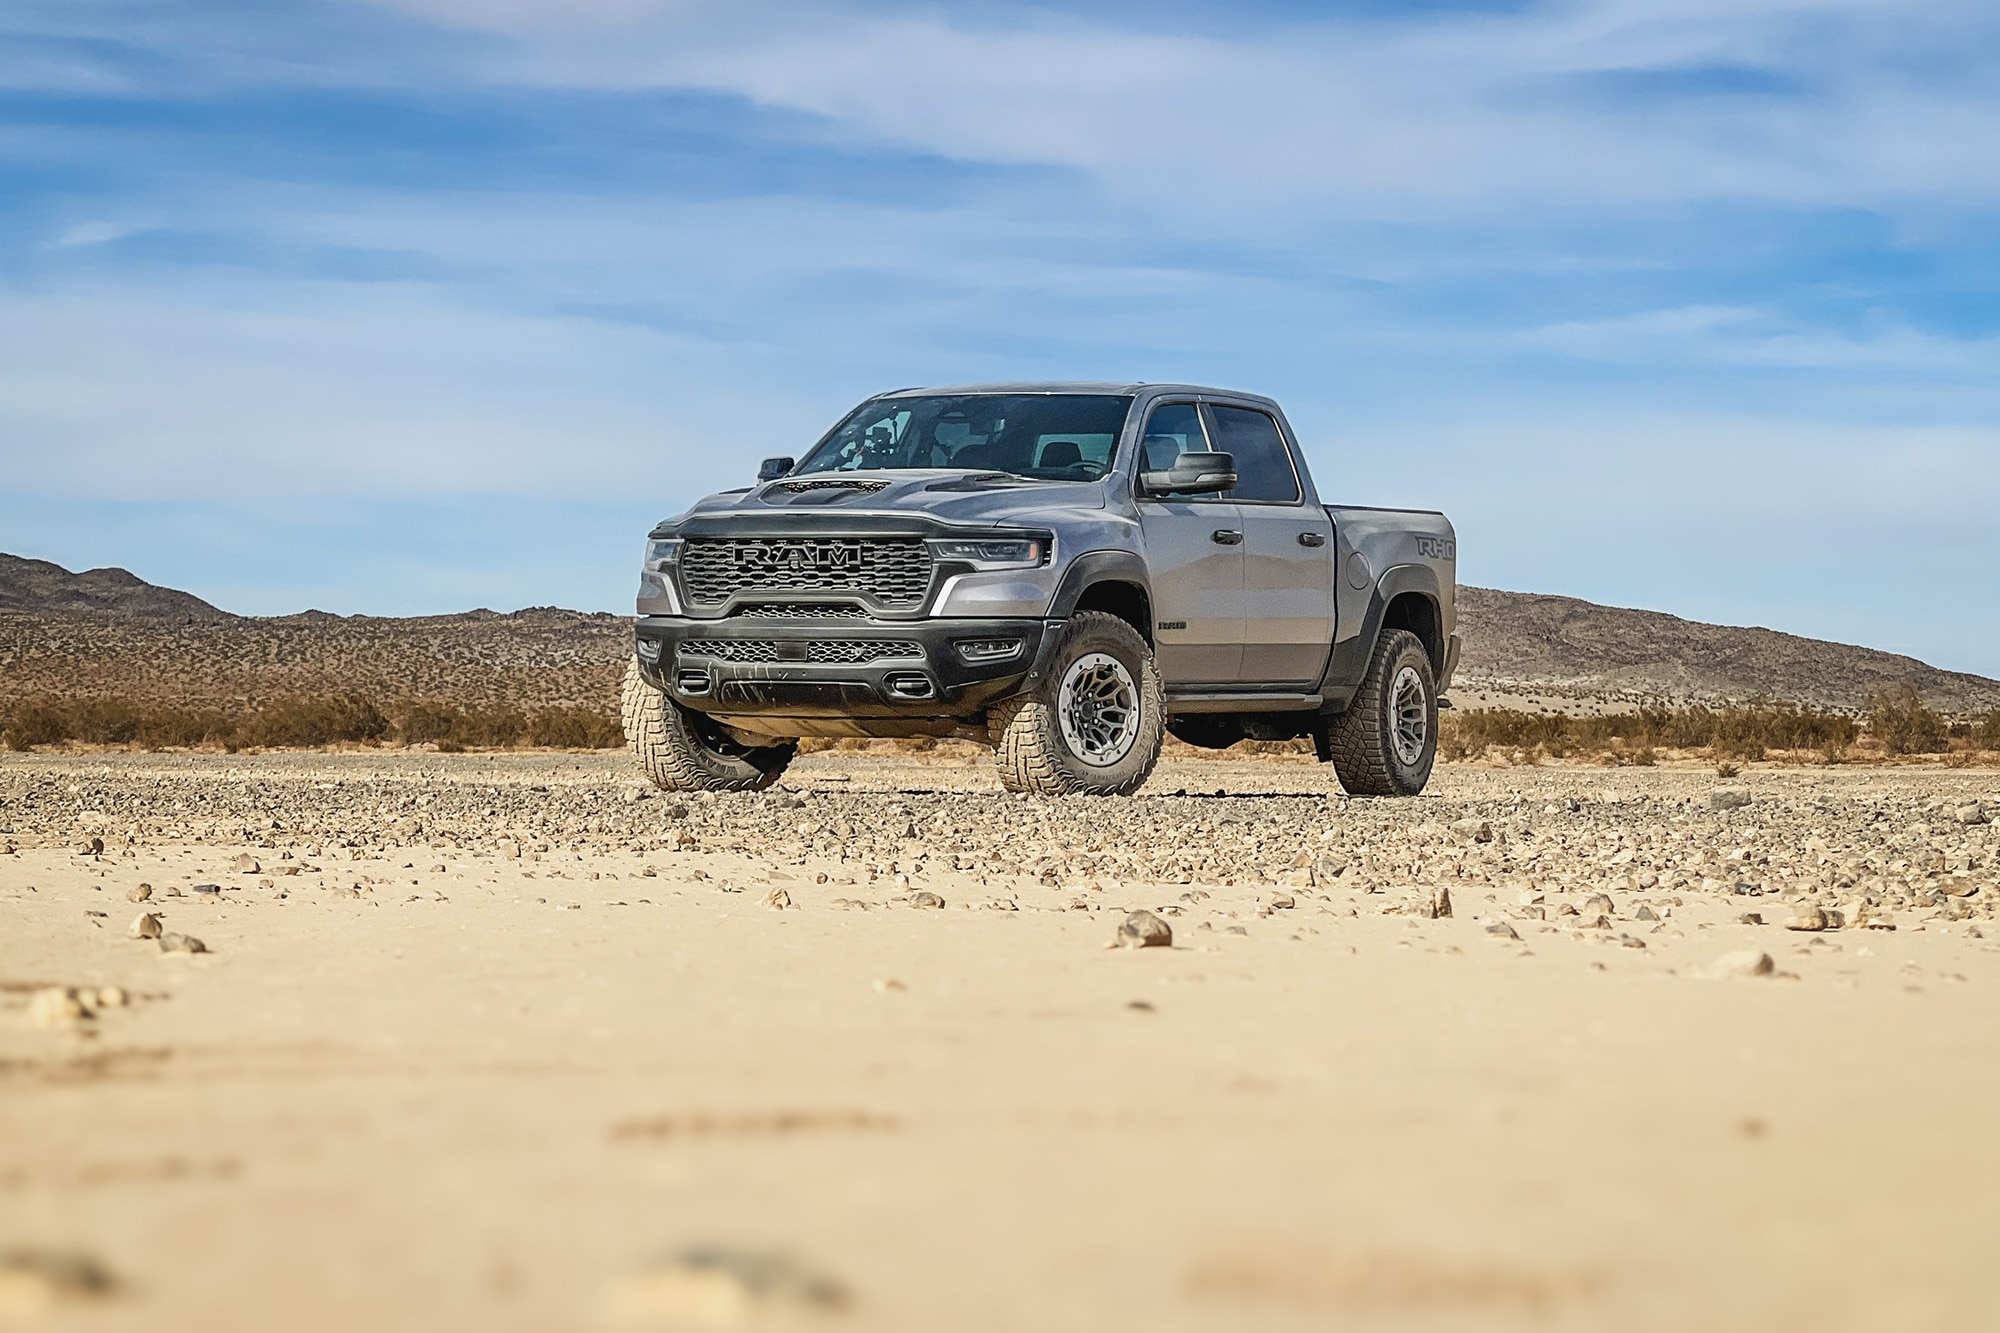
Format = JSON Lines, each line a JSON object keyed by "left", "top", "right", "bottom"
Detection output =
{"left": 635, "top": 616, "right": 1055, "bottom": 722}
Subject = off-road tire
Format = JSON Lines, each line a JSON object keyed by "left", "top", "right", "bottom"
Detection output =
{"left": 1326, "top": 629, "right": 1437, "bottom": 797}
{"left": 989, "top": 612, "right": 1165, "bottom": 796}
{"left": 620, "top": 659, "right": 794, "bottom": 792}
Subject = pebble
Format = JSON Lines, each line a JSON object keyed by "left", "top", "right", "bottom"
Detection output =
{"left": 127, "top": 884, "right": 152, "bottom": 903}
{"left": 907, "top": 891, "right": 945, "bottom": 909}
{"left": 1786, "top": 906, "right": 1828, "bottom": 932}
{"left": 27, "top": 987, "right": 91, "bottom": 1029}
{"left": 1633, "top": 905, "right": 1659, "bottom": 922}
{"left": 1738, "top": 912, "right": 1764, "bottom": 925}
{"left": 1582, "top": 893, "right": 1615, "bottom": 915}
{"left": 607, "top": 1246, "right": 847, "bottom": 1323}
{"left": 1449, "top": 817, "right": 1493, "bottom": 843}
{"left": 1115, "top": 909, "right": 1173, "bottom": 948}
{"left": 158, "top": 932, "right": 208, "bottom": 954}
{"left": 1706, "top": 949, "right": 1776, "bottom": 978}
{"left": 130, "top": 911, "right": 163, "bottom": 939}
{"left": 1484, "top": 921, "right": 1519, "bottom": 940}
{"left": 1424, "top": 885, "right": 1452, "bottom": 919}
{"left": 762, "top": 887, "right": 791, "bottom": 910}
{"left": 0, "top": 1249, "right": 119, "bottom": 1313}
{"left": 1709, "top": 787, "right": 1753, "bottom": 811}
{"left": 230, "top": 853, "right": 260, "bottom": 874}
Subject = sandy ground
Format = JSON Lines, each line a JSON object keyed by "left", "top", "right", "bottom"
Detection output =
{"left": 4, "top": 750, "right": 1999, "bottom": 1331}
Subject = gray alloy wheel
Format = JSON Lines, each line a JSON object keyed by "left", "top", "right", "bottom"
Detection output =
{"left": 991, "top": 612, "right": 1165, "bottom": 796}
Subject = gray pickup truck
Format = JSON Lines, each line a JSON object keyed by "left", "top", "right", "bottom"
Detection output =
{"left": 625, "top": 383, "right": 1458, "bottom": 797}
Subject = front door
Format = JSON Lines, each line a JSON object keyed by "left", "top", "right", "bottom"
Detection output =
{"left": 1207, "top": 403, "right": 1334, "bottom": 686}
{"left": 1134, "top": 402, "right": 1242, "bottom": 685}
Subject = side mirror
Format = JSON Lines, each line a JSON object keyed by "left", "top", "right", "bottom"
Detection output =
{"left": 757, "top": 456, "right": 795, "bottom": 482}
{"left": 1140, "top": 451, "right": 1236, "bottom": 497}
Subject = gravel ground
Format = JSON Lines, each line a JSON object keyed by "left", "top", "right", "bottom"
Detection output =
{"left": 4, "top": 750, "right": 1999, "bottom": 1330}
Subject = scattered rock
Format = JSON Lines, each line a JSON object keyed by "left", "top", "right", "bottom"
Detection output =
{"left": 607, "top": 1247, "right": 847, "bottom": 1323}
{"left": 1423, "top": 884, "right": 1452, "bottom": 919}
{"left": 229, "top": 853, "right": 260, "bottom": 874}
{"left": 158, "top": 932, "right": 208, "bottom": 954}
{"left": 0, "top": 1249, "right": 119, "bottom": 1315}
{"left": 96, "top": 986, "right": 127, "bottom": 1008}
{"left": 1709, "top": 787, "right": 1753, "bottom": 811}
{"left": 1582, "top": 893, "right": 1615, "bottom": 915}
{"left": 1949, "top": 802, "right": 1988, "bottom": 826}
{"left": 127, "top": 884, "right": 152, "bottom": 903}
{"left": 907, "top": 891, "right": 945, "bottom": 909}
{"left": 1484, "top": 920, "right": 1519, "bottom": 940}
{"left": 1706, "top": 949, "right": 1775, "bottom": 979}
{"left": 1633, "top": 905, "right": 1659, "bottom": 922}
{"left": 129, "top": 911, "right": 163, "bottom": 939}
{"left": 1738, "top": 912, "right": 1764, "bottom": 925}
{"left": 762, "top": 887, "right": 791, "bottom": 911}
{"left": 27, "top": 987, "right": 91, "bottom": 1029}
{"left": 1449, "top": 817, "right": 1493, "bottom": 843}
{"left": 1786, "top": 906, "right": 1828, "bottom": 932}
{"left": 84, "top": 837, "right": 105, "bottom": 856}
{"left": 1115, "top": 909, "right": 1173, "bottom": 948}
{"left": 1268, "top": 893, "right": 1296, "bottom": 910}
{"left": 871, "top": 977, "right": 906, "bottom": 993}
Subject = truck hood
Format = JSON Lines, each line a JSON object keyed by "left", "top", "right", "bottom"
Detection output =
{"left": 665, "top": 470, "right": 1108, "bottom": 531}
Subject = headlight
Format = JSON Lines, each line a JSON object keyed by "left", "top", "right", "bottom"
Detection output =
{"left": 927, "top": 536, "right": 1050, "bottom": 570}
{"left": 644, "top": 538, "right": 682, "bottom": 571}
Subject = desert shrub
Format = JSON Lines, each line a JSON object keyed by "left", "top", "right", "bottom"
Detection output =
{"left": 242, "top": 695, "right": 390, "bottom": 748}
{"left": 396, "top": 701, "right": 462, "bottom": 745}
{"left": 67, "top": 698, "right": 142, "bottom": 744}
{"left": 526, "top": 707, "right": 623, "bottom": 749}
{"left": 1439, "top": 700, "right": 1856, "bottom": 764}
{"left": 3, "top": 700, "right": 70, "bottom": 750}
{"left": 136, "top": 708, "right": 234, "bottom": 749}
{"left": 455, "top": 707, "right": 527, "bottom": 747}
{"left": 1867, "top": 685, "right": 1946, "bottom": 755}
{"left": 1977, "top": 711, "right": 2000, "bottom": 749}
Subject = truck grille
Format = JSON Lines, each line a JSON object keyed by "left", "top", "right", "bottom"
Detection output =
{"left": 730, "top": 602, "right": 867, "bottom": 620}
{"left": 680, "top": 639, "right": 923, "bottom": 665}
{"left": 679, "top": 538, "right": 933, "bottom": 608}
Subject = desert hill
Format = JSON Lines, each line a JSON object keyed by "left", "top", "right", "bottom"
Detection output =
{"left": 1454, "top": 587, "right": 2000, "bottom": 714}
{"left": 0, "top": 553, "right": 229, "bottom": 620}
{"left": 3, "top": 555, "right": 1995, "bottom": 715}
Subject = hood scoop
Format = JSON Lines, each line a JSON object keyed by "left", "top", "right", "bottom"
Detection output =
{"left": 759, "top": 477, "right": 891, "bottom": 506}
{"left": 923, "top": 473, "right": 1028, "bottom": 493}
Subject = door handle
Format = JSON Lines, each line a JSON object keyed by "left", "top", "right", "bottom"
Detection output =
{"left": 1211, "top": 529, "right": 1243, "bottom": 546}
{"left": 1297, "top": 531, "right": 1327, "bottom": 547}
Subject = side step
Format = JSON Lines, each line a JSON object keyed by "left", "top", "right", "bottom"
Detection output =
{"left": 1165, "top": 691, "right": 1323, "bottom": 714}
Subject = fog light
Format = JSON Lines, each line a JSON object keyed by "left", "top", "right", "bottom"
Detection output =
{"left": 884, "top": 673, "right": 935, "bottom": 699}
{"left": 636, "top": 637, "right": 662, "bottom": 662}
{"left": 955, "top": 638, "right": 1024, "bottom": 664}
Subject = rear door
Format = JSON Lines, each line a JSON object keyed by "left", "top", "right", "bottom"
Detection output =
{"left": 1134, "top": 401, "right": 1243, "bottom": 685}
{"left": 1207, "top": 403, "right": 1334, "bottom": 686}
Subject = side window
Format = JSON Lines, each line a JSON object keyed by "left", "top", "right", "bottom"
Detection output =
{"left": 1207, "top": 405, "right": 1300, "bottom": 504}
{"left": 1139, "top": 402, "right": 1207, "bottom": 473}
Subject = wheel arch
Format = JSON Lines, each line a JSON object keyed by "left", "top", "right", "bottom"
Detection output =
{"left": 1049, "top": 551, "right": 1154, "bottom": 644}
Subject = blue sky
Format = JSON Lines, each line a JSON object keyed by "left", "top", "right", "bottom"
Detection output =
{"left": 3, "top": 0, "right": 1998, "bottom": 674}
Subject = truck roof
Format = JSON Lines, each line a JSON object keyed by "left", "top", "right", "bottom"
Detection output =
{"left": 879, "top": 381, "right": 1274, "bottom": 403}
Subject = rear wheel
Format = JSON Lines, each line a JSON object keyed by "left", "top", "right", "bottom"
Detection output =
{"left": 620, "top": 659, "right": 795, "bottom": 792}
{"left": 1326, "top": 629, "right": 1436, "bottom": 796}
{"left": 990, "top": 612, "right": 1165, "bottom": 796}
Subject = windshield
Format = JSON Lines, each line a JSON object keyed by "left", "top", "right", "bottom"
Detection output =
{"left": 795, "top": 394, "right": 1135, "bottom": 481}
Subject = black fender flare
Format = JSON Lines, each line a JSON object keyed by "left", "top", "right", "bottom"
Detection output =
{"left": 1047, "top": 550, "right": 1154, "bottom": 634}
{"left": 1319, "top": 563, "right": 1444, "bottom": 708}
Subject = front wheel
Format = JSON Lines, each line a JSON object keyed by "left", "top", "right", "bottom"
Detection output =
{"left": 1325, "top": 629, "right": 1437, "bottom": 796}
{"left": 989, "top": 612, "right": 1165, "bottom": 796}
{"left": 620, "top": 659, "right": 795, "bottom": 792}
